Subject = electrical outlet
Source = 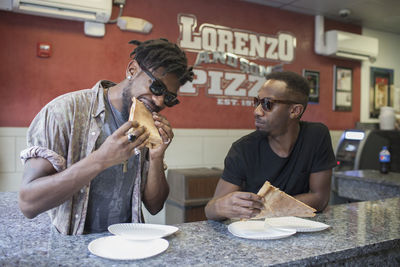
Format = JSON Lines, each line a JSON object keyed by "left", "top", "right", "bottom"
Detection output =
{"left": 113, "top": 0, "right": 126, "bottom": 5}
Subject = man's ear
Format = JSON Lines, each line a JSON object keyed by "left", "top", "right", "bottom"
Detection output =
{"left": 126, "top": 60, "right": 141, "bottom": 80}
{"left": 289, "top": 104, "right": 304, "bottom": 119}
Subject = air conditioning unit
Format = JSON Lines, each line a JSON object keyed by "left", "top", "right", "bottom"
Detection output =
{"left": 325, "top": 30, "right": 379, "bottom": 61}
{"left": 12, "top": 0, "right": 112, "bottom": 23}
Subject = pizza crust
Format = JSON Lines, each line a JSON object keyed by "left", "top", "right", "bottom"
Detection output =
{"left": 128, "top": 97, "right": 162, "bottom": 149}
{"left": 252, "top": 181, "right": 316, "bottom": 219}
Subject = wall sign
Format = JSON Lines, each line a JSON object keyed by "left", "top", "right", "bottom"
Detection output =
{"left": 178, "top": 14, "right": 296, "bottom": 63}
{"left": 303, "top": 69, "right": 320, "bottom": 103}
{"left": 369, "top": 67, "right": 394, "bottom": 118}
{"left": 333, "top": 66, "right": 353, "bottom": 111}
{"left": 177, "top": 13, "right": 296, "bottom": 107}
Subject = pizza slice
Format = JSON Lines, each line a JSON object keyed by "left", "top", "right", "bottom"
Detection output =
{"left": 128, "top": 97, "right": 162, "bottom": 149}
{"left": 251, "top": 181, "right": 316, "bottom": 219}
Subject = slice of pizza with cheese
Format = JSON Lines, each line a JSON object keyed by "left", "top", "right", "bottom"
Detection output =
{"left": 251, "top": 181, "right": 316, "bottom": 219}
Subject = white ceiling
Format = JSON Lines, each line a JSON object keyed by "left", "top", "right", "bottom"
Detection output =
{"left": 241, "top": 0, "right": 400, "bottom": 35}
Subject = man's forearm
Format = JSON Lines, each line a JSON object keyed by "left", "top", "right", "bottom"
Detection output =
{"left": 205, "top": 198, "right": 226, "bottom": 221}
{"left": 143, "top": 156, "right": 169, "bottom": 214}
{"left": 294, "top": 192, "right": 330, "bottom": 212}
{"left": 19, "top": 151, "right": 108, "bottom": 218}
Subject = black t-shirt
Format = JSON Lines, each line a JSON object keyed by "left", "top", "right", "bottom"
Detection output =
{"left": 222, "top": 121, "right": 337, "bottom": 195}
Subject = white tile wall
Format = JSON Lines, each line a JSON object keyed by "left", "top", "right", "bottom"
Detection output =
{"left": 164, "top": 129, "right": 252, "bottom": 170}
{"left": 330, "top": 130, "right": 343, "bottom": 154}
{"left": 0, "top": 127, "right": 27, "bottom": 192}
{"left": 0, "top": 127, "right": 343, "bottom": 224}
{"left": 0, "top": 137, "right": 16, "bottom": 172}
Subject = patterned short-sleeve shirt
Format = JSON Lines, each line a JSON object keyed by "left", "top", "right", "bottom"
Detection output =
{"left": 20, "top": 81, "right": 149, "bottom": 235}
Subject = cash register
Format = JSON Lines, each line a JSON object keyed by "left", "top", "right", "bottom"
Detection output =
{"left": 335, "top": 129, "right": 400, "bottom": 172}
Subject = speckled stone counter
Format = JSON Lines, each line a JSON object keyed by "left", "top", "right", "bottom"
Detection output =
{"left": 1, "top": 192, "right": 399, "bottom": 266}
{"left": 333, "top": 169, "right": 400, "bottom": 201}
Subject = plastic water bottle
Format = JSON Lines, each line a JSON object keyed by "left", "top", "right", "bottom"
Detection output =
{"left": 379, "top": 146, "right": 390, "bottom": 174}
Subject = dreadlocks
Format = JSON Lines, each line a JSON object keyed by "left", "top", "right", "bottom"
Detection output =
{"left": 129, "top": 38, "right": 194, "bottom": 86}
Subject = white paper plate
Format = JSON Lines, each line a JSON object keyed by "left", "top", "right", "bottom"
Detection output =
{"left": 108, "top": 223, "right": 179, "bottom": 240}
{"left": 264, "top": 216, "right": 330, "bottom": 232}
{"left": 88, "top": 236, "right": 169, "bottom": 260}
{"left": 228, "top": 221, "right": 296, "bottom": 240}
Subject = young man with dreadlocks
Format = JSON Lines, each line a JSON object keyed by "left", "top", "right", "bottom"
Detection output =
{"left": 19, "top": 39, "right": 194, "bottom": 235}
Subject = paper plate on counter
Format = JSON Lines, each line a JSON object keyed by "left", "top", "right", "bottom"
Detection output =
{"left": 108, "top": 223, "right": 179, "bottom": 240}
{"left": 264, "top": 217, "right": 330, "bottom": 232}
{"left": 88, "top": 236, "right": 169, "bottom": 260}
{"left": 228, "top": 221, "right": 296, "bottom": 240}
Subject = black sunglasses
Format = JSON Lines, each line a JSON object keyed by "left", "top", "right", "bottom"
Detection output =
{"left": 253, "top": 97, "right": 299, "bottom": 112}
{"left": 141, "top": 66, "right": 180, "bottom": 107}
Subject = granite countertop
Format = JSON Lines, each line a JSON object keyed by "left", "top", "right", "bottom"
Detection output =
{"left": 333, "top": 169, "right": 400, "bottom": 186}
{"left": 332, "top": 169, "right": 400, "bottom": 201}
{"left": 1, "top": 192, "right": 399, "bottom": 266}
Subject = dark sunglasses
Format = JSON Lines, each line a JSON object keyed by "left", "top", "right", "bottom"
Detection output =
{"left": 141, "top": 66, "right": 180, "bottom": 107}
{"left": 253, "top": 97, "right": 299, "bottom": 112}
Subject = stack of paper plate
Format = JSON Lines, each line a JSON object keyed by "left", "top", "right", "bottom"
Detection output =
{"left": 88, "top": 223, "right": 179, "bottom": 260}
{"left": 228, "top": 217, "right": 329, "bottom": 240}
{"left": 108, "top": 223, "right": 179, "bottom": 240}
{"left": 264, "top": 216, "right": 330, "bottom": 232}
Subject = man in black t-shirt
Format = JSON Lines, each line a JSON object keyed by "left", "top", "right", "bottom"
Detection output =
{"left": 205, "top": 71, "right": 336, "bottom": 221}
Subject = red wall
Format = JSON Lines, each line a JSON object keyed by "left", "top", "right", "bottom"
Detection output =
{"left": 0, "top": 0, "right": 361, "bottom": 130}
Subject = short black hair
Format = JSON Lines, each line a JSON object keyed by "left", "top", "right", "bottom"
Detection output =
{"left": 265, "top": 71, "right": 310, "bottom": 110}
{"left": 129, "top": 38, "right": 194, "bottom": 86}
